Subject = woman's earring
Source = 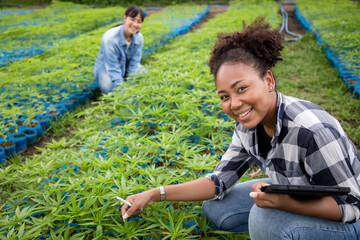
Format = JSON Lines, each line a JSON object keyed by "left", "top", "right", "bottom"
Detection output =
{"left": 270, "top": 87, "right": 273, "bottom": 90}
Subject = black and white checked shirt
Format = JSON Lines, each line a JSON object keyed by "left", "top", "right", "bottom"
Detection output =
{"left": 206, "top": 92, "right": 360, "bottom": 223}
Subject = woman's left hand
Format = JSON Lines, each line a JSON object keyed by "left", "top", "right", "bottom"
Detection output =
{"left": 249, "top": 181, "right": 292, "bottom": 209}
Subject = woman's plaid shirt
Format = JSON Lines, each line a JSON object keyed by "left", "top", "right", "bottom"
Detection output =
{"left": 206, "top": 92, "right": 360, "bottom": 223}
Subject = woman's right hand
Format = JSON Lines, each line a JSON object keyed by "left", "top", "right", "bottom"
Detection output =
{"left": 121, "top": 188, "right": 159, "bottom": 220}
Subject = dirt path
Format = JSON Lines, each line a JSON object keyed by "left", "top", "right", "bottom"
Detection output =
{"left": 279, "top": 2, "right": 306, "bottom": 40}
{"left": 145, "top": 8, "right": 163, "bottom": 16}
{"left": 190, "top": 6, "right": 229, "bottom": 32}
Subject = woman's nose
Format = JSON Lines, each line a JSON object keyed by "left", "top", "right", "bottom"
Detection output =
{"left": 230, "top": 96, "right": 243, "bottom": 110}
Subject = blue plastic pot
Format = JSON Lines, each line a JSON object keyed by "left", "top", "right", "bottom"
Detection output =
{"left": 0, "top": 141, "right": 16, "bottom": 158}
{"left": 15, "top": 119, "right": 27, "bottom": 131}
{"left": 20, "top": 129, "right": 37, "bottom": 146}
{"left": 45, "top": 110, "right": 61, "bottom": 121}
{"left": 72, "top": 92, "right": 87, "bottom": 105}
{"left": 81, "top": 89, "right": 92, "bottom": 100}
{"left": 68, "top": 96, "right": 80, "bottom": 108}
{"left": 61, "top": 99, "right": 75, "bottom": 112}
{"left": 25, "top": 121, "right": 44, "bottom": 138}
{"left": 53, "top": 104, "right": 66, "bottom": 115}
{"left": 0, "top": 147, "right": 6, "bottom": 165}
{"left": 8, "top": 133, "right": 27, "bottom": 153}
{"left": 343, "top": 77, "right": 358, "bottom": 88}
{"left": 43, "top": 102, "right": 51, "bottom": 108}
{"left": 350, "top": 83, "right": 360, "bottom": 99}
{"left": 35, "top": 115, "right": 51, "bottom": 130}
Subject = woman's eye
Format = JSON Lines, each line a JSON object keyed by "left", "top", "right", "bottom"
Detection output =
{"left": 220, "top": 95, "right": 228, "bottom": 101}
{"left": 237, "top": 87, "right": 246, "bottom": 93}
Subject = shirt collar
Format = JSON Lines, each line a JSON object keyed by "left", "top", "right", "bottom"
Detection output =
{"left": 235, "top": 91, "right": 284, "bottom": 137}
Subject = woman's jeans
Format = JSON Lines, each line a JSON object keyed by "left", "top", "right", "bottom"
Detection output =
{"left": 95, "top": 65, "right": 147, "bottom": 94}
{"left": 95, "top": 70, "right": 115, "bottom": 94}
{"left": 202, "top": 178, "right": 360, "bottom": 240}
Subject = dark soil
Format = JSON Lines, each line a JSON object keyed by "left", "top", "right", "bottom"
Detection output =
{"left": 20, "top": 136, "right": 48, "bottom": 156}
{"left": 46, "top": 111, "right": 59, "bottom": 116}
{"left": 0, "top": 141, "right": 15, "bottom": 148}
{"left": 12, "top": 134, "right": 25, "bottom": 138}
{"left": 16, "top": 121, "right": 24, "bottom": 127}
{"left": 8, "top": 128, "right": 17, "bottom": 133}
{"left": 23, "top": 130, "right": 35, "bottom": 135}
{"left": 26, "top": 121, "right": 38, "bottom": 128}
{"left": 20, "top": 124, "right": 74, "bottom": 156}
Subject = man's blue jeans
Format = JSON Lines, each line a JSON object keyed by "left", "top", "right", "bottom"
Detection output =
{"left": 202, "top": 178, "right": 360, "bottom": 239}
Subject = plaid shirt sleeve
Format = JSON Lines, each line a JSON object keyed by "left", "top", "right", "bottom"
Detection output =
{"left": 206, "top": 125, "right": 254, "bottom": 200}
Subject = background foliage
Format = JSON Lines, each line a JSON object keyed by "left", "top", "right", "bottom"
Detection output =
{"left": 1, "top": 0, "right": 229, "bottom": 8}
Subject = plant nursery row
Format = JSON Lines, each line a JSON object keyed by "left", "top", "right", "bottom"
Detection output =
{"left": 0, "top": 0, "right": 281, "bottom": 238}
{"left": 1, "top": 0, "right": 360, "bottom": 239}
{"left": 0, "top": 3, "right": 208, "bottom": 67}
{"left": 0, "top": 4, "right": 209, "bottom": 160}
{"left": 295, "top": 0, "right": 360, "bottom": 98}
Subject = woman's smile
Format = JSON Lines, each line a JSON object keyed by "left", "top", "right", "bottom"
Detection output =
{"left": 237, "top": 107, "right": 253, "bottom": 119}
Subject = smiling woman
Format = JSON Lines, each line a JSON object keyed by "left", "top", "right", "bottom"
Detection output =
{"left": 204, "top": 16, "right": 360, "bottom": 239}
{"left": 93, "top": 6, "right": 146, "bottom": 94}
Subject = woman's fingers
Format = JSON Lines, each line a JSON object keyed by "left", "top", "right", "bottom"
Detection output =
{"left": 120, "top": 190, "right": 156, "bottom": 220}
{"left": 121, "top": 194, "right": 148, "bottom": 219}
{"left": 250, "top": 181, "right": 270, "bottom": 192}
{"left": 122, "top": 203, "right": 144, "bottom": 219}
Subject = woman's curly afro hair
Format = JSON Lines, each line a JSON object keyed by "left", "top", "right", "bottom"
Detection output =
{"left": 209, "top": 17, "right": 284, "bottom": 79}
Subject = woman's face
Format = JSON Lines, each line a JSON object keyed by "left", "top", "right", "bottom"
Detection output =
{"left": 123, "top": 13, "right": 143, "bottom": 36}
{"left": 216, "top": 62, "right": 276, "bottom": 130}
